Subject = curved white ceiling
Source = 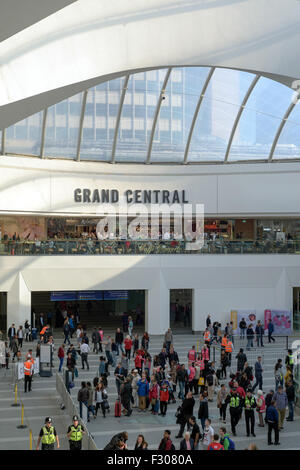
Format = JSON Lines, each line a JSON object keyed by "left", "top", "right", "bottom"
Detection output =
{"left": 3, "top": 66, "right": 300, "bottom": 164}
{"left": 1, "top": 0, "right": 300, "bottom": 130}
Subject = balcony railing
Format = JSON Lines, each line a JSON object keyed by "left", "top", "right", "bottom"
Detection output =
{"left": 0, "top": 239, "right": 300, "bottom": 255}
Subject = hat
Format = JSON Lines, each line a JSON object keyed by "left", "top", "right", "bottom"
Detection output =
{"left": 257, "top": 390, "right": 263, "bottom": 395}
{"left": 133, "top": 369, "right": 138, "bottom": 373}
{"left": 45, "top": 417, "right": 52, "bottom": 423}
{"left": 73, "top": 415, "right": 79, "bottom": 421}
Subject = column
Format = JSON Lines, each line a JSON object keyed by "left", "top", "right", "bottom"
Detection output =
{"left": 145, "top": 273, "right": 169, "bottom": 335}
{"left": 7, "top": 272, "right": 31, "bottom": 329}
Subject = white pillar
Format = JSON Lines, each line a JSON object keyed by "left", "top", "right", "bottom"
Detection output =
{"left": 275, "top": 268, "right": 292, "bottom": 310}
{"left": 146, "top": 273, "right": 169, "bottom": 335}
{"left": 7, "top": 272, "right": 31, "bottom": 328}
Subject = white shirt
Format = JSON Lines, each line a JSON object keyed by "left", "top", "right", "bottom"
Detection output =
{"left": 80, "top": 343, "right": 90, "bottom": 354}
{"left": 203, "top": 425, "right": 214, "bottom": 446}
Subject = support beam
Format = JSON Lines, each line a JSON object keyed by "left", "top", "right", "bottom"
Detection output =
{"left": 146, "top": 68, "right": 172, "bottom": 164}
{"left": 183, "top": 67, "right": 215, "bottom": 164}
{"left": 76, "top": 90, "right": 88, "bottom": 161}
{"left": 111, "top": 75, "right": 130, "bottom": 163}
{"left": 224, "top": 74, "right": 260, "bottom": 163}
{"left": 268, "top": 100, "right": 298, "bottom": 162}
{"left": 40, "top": 108, "right": 48, "bottom": 158}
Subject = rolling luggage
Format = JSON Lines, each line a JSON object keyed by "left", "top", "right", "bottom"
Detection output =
{"left": 115, "top": 398, "right": 121, "bottom": 417}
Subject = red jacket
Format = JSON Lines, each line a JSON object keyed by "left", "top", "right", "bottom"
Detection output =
{"left": 58, "top": 347, "right": 65, "bottom": 359}
{"left": 236, "top": 386, "right": 246, "bottom": 399}
{"left": 134, "top": 354, "right": 144, "bottom": 368}
{"left": 124, "top": 338, "right": 132, "bottom": 350}
{"left": 160, "top": 389, "right": 169, "bottom": 402}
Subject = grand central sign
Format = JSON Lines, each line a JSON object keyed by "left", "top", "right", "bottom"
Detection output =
{"left": 74, "top": 188, "right": 189, "bottom": 204}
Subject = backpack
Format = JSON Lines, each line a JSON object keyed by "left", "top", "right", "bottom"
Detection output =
{"left": 225, "top": 437, "right": 235, "bottom": 450}
{"left": 207, "top": 374, "right": 213, "bottom": 386}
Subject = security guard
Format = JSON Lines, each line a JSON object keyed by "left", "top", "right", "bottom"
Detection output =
{"left": 226, "top": 388, "right": 241, "bottom": 436}
{"left": 67, "top": 415, "right": 86, "bottom": 450}
{"left": 243, "top": 389, "right": 256, "bottom": 437}
{"left": 23, "top": 358, "right": 33, "bottom": 393}
{"left": 225, "top": 339, "right": 233, "bottom": 366}
{"left": 36, "top": 417, "right": 60, "bottom": 450}
{"left": 285, "top": 349, "right": 294, "bottom": 372}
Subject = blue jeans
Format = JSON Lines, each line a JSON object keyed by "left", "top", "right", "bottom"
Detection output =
{"left": 178, "top": 381, "right": 185, "bottom": 399}
{"left": 247, "top": 338, "right": 253, "bottom": 349}
{"left": 79, "top": 400, "right": 88, "bottom": 419}
{"left": 87, "top": 404, "right": 95, "bottom": 421}
{"left": 58, "top": 357, "right": 64, "bottom": 372}
{"left": 287, "top": 401, "right": 294, "bottom": 420}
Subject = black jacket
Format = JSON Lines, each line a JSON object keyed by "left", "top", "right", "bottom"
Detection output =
{"left": 286, "top": 384, "right": 295, "bottom": 402}
{"left": 182, "top": 397, "right": 195, "bottom": 417}
{"left": 115, "top": 332, "right": 124, "bottom": 343}
{"left": 198, "top": 400, "right": 209, "bottom": 419}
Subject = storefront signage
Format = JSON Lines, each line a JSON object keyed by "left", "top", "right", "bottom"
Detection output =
{"left": 74, "top": 188, "right": 189, "bottom": 204}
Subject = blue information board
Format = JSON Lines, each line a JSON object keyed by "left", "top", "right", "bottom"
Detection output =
{"left": 51, "top": 290, "right": 128, "bottom": 301}
{"left": 77, "top": 291, "right": 103, "bottom": 300}
{"left": 50, "top": 291, "right": 77, "bottom": 301}
{"left": 103, "top": 290, "right": 128, "bottom": 300}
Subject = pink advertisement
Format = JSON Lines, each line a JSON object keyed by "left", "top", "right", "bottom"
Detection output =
{"left": 264, "top": 309, "right": 292, "bottom": 334}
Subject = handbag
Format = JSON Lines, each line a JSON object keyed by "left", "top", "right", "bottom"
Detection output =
{"left": 198, "top": 377, "right": 204, "bottom": 386}
{"left": 103, "top": 399, "right": 110, "bottom": 410}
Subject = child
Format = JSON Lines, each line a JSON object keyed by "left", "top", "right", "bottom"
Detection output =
{"left": 159, "top": 382, "right": 169, "bottom": 416}
{"left": 134, "top": 351, "right": 144, "bottom": 376}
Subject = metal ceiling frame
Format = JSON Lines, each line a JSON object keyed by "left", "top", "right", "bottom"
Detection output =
{"left": 111, "top": 74, "right": 130, "bottom": 163}
{"left": 183, "top": 67, "right": 215, "bottom": 164}
{"left": 146, "top": 68, "right": 172, "bottom": 164}
{"left": 76, "top": 90, "right": 88, "bottom": 161}
{"left": 268, "top": 100, "right": 299, "bottom": 162}
{"left": 2, "top": 66, "right": 300, "bottom": 165}
{"left": 224, "top": 74, "right": 260, "bottom": 163}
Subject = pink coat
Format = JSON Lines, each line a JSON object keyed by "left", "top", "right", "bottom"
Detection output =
{"left": 201, "top": 348, "right": 210, "bottom": 361}
{"left": 188, "top": 366, "right": 196, "bottom": 382}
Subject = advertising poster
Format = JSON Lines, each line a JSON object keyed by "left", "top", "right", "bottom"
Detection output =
{"left": 17, "top": 358, "right": 39, "bottom": 380}
{"left": 231, "top": 309, "right": 259, "bottom": 334}
{"left": 264, "top": 309, "right": 292, "bottom": 334}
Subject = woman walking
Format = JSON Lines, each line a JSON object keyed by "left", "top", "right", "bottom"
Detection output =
{"left": 17, "top": 326, "right": 24, "bottom": 349}
{"left": 256, "top": 390, "right": 266, "bottom": 427}
{"left": 95, "top": 382, "right": 108, "bottom": 418}
{"left": 274, "top": 360, "right": 284, "bottom": 391}
{"left": 217, "top": 383, "right": 227, "bottom": 423}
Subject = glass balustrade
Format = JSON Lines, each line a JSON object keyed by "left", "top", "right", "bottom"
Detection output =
{"left": 0, "top": 239, "right": 300, "bottom": 255}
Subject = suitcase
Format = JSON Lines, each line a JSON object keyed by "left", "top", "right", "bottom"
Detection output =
{"left": 114, "top": 398, "right": 121, "bottom": 417}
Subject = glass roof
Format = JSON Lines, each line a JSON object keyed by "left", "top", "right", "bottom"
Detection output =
{"left": 1, "top": 66, "right": 300, "bottom": 164}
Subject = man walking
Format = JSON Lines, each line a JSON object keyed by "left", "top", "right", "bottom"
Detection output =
{"left": 266, "top": 400, "right": 280, "bottom": 446}
{"left": 226, "top": 388, "right": 241, "bottom": 436}
{"left": 80, "top": 339, "right": 90, "bottom": 371}
{"left": 36, "top": 417, "right": 60, "bottom": 450}
{"left": 255, "top": 321, "right": 264, "bottom": 347}
{"left": 77, "top": 382, "right": 89, "bottom": 419}
{"left": 252, "top": 356, "right": 263, "bottom": 392}
{"left": 164, "top": 328, "right": 173, "bottom": 354}
{"left": 268, "top": 319, "right": 275, "bottom": 343}
{"left": 273, "top": 386, "right": 288, "bottom": 430}
{"left": 67, "top": 415, "right": 86, "bottom": 450}
{"left": 243, "top": 389, "right": 256, "bottom": 437}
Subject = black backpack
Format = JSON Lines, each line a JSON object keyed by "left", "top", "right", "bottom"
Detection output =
{"left": 207, "top": 374, "right": 213, "bottom": 386}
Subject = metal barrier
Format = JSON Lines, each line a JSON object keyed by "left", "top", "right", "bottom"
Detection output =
{"left": 55, "top": 371, "right": 98, "bottom": 450}
{"left": 10, "top": 380, "right": 37, "bottom": 449}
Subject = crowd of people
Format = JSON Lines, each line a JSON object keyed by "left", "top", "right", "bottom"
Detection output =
{"left": 3, "top": 311, "right": 297, "bottom": 451}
